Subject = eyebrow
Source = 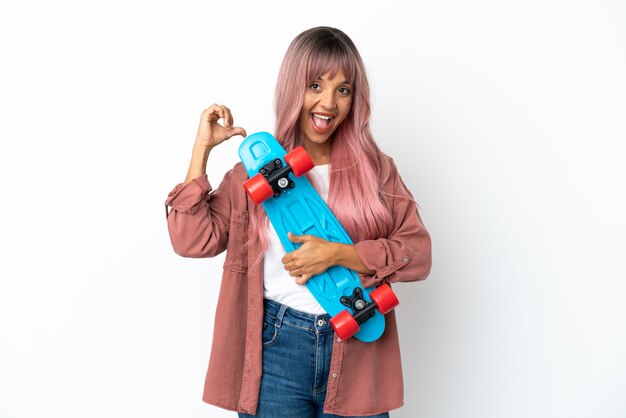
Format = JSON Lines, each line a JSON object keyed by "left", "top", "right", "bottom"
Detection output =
{"left": 316, "top": 76, "right": 352, "bottom": 85}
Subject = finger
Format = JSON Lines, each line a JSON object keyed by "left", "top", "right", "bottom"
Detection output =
{"left": 204, "top": 104, "right": 225, "bottom": 123}
{"left": 284, "top": 261, "right": 304, "bottom": 274}
{"left": 222, "top": 106, "right": 234, "bottom": 128}
{"left": 216, "top": 105, "right": 227, "bottom": 123}
{"left": 201, "top": 107, "right": 218, "bottom": 123}
{"left": 204, "top": 103, "right": 223, "bottom": 116}
{"left": 208, "top": 104, "right": 227, "bottom": 121}
{"left": 283, "top": 262, "right": 295, "bottom": 272}
{"left": 285, "top": 262, "right": 306, "bottom": 275}
{"left": 296, "top": 274, "right": 312, "bottom": 285}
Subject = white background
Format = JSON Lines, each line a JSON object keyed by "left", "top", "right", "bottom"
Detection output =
{"left": 1, "top": 0, "right": 625, "bottom": 417}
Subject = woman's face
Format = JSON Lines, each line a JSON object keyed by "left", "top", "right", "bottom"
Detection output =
{"left": 298, "top": 68, "right": 353, "bottom": 148}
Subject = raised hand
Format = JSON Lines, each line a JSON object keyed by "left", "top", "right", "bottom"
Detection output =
{"left": 184, "top": 104, "right": 247, "bottom": 184}
{"left": 194, "top": 103, "right": 247, "bottom": 149}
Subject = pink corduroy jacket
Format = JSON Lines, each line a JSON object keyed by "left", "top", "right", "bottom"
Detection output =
{"left": 165, "top": 157, "right": 431, "bottom": 416}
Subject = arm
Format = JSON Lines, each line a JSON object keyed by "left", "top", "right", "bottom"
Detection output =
{"left": 334, "top": 242, "right": 376, "bottom": 276}
{"left": 282, "top": 204, "right": 430, "bottom": 287}
{"left": 353, "top": 167, "right": 432, "bottom": 288}
{"left": 185, "top": 104, "right": 247, "bottom": 184}
{"left": 165, "top": 104, "right": 246, "bottom": 258}
{"left": 281, "top": 162, "right": 431, "bottom": 288}
{"left": 165, "top": 171, "right": 232, "bottom": 258}
{"left": 282, "top": 233, "right": 375, "bottom": 285}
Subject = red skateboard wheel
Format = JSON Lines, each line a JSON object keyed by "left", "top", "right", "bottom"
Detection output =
{"left": 285, "top": 146, "right": 314, "bottom": 177}
{"left": 330, "top": 310, "right": 360, "bottom": 340}
{"left": 243, "top": 173, "right": 274, "bottom": 204}
{"left": 369, "top": 283, "right": 399, "bottom": 315}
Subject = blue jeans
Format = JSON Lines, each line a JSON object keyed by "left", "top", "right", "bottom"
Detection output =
{"left": 238, "top": 299, "right": 389, "bottom": 418}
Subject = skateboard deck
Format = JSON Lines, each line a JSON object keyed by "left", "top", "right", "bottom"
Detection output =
{"left": 238, "top": 132, "right": 398, "bottom": 342}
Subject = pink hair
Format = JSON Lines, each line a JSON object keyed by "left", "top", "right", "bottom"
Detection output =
{"left": 249, "top": 27, "right": 398, "bottom": 257}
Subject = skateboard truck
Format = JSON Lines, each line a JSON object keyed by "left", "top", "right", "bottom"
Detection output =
{"left": 339, "top": 287, "right": 377, "bottom": 325}
{"left": 259, "top": 159, "right": 295, "bottom": 199}
{"left": 331, "top": 283, "right": 399, "bottom": 340}
{"left": 243, "top": 146, "right": 313, "bottom": 205}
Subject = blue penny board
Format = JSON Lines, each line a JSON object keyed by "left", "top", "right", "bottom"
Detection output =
{"left": 239, "top": 132, "right": 385, "bottom": 342}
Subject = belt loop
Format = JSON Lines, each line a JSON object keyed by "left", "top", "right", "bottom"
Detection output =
{"left": 275, "top": 304, "right": 288, "bottom": 329}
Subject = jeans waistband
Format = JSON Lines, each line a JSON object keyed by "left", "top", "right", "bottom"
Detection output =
{"left": 264, "top": 299, "right": 333, "bottom": 333}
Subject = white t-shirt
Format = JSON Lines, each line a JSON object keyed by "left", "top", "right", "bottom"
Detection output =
{"left": 263, "top": 164, "right": 330, "bottom": 314}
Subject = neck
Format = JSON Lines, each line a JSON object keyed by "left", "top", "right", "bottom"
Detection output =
{"left": 301, "top": 140, "right": 331, "bottom": 165}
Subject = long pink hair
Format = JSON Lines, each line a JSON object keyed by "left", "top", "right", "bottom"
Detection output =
{"left": 250, "top": 27, "right": 397, "bottom": 254}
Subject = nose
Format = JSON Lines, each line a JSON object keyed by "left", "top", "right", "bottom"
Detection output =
{"left": 318, "top": 89, "right": 336, "bottom": 110}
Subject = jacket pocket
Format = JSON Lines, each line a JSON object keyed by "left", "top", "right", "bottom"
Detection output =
{"left": 223, "top": 208, "right": 249, "bottom": 273}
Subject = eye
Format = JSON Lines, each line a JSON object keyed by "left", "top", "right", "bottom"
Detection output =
{"left": 338, "top": 86, "right": 351, "bottom": 96}
{"left": 310, "top": 82, "right": 321, "bottom": 90}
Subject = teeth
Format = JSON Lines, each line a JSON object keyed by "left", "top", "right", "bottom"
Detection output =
{"left": 313, "top": 114, "right": 332, "bottom": 120}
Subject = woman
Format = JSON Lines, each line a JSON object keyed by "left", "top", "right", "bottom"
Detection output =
{"left": 165, "top": 26, "right": 431, "bottom": 418}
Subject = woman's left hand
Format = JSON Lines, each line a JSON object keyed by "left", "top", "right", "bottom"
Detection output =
{"left": 282, "top": 233, "right": 338, "bottom": 285}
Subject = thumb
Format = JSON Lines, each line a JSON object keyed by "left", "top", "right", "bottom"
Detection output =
{"left": 227, "top": 126, "right": 247, "bottom": 139}
{"left": 287, "top": 232, "right": 308, "bottom": 243}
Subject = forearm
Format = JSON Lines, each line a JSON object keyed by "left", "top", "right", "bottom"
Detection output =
{"left": 184, "top": 143, "right": 213, "bottom": 184}
{"left": 184, "top": 103, "right": 246, "bottom": 184}
{"left": 334, "top": 243, "right": 376, "bottom": 276}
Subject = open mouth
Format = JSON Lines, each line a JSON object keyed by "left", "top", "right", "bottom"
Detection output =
{"left": 310, "top": 113, "right": 335, "bottom": 134}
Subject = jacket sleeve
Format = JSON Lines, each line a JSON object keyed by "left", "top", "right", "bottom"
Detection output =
{"left": 164, "top": 171, "right": 234, "bottom": 258}
{"left": 353, "top": 164, "right": 432, "bottom": 288}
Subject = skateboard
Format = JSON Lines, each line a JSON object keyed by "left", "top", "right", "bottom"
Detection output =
{"left": 238, "top": 132, "right": 399, "bottom": 342}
